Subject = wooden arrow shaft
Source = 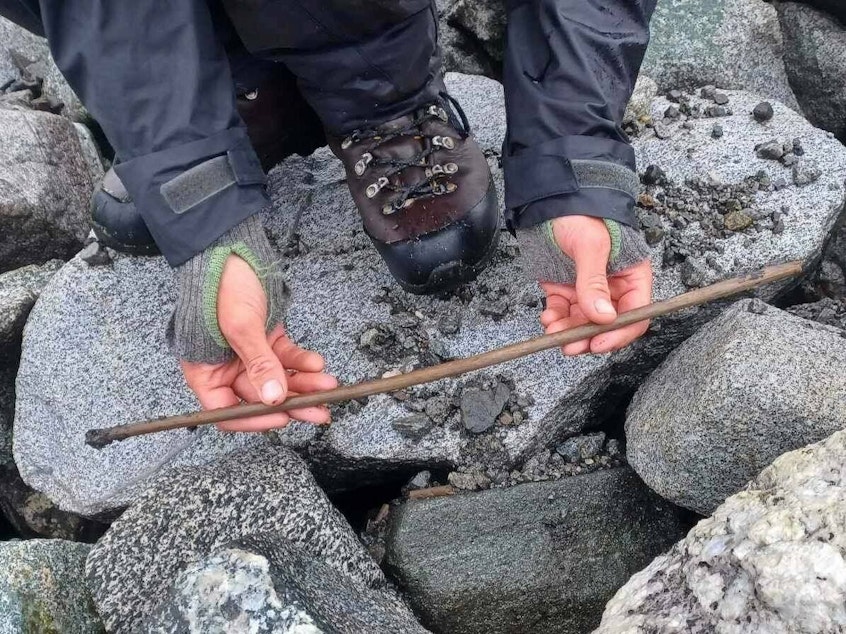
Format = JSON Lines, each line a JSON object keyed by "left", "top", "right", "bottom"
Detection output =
{"left": 85, "top": 261, "right": 803, "bottom": 449}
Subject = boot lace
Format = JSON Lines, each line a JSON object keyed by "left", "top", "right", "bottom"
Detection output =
{"left": 341, "top": 93, "right": 472, "bottom": 215}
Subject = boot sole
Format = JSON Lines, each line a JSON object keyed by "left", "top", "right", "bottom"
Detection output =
{"left": 91, "top": 222, "right": 161, "bottom": 257}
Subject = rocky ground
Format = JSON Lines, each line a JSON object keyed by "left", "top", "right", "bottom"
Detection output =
{"left": 1, "top": 3, "right": 846, "bottom": 633}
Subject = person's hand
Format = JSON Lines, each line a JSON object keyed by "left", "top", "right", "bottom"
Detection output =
{"left": 537, "top": 215, "right": 652, "bottom": 355}
{"left": 180, "top": 254, "right": 338, "bottom": 432}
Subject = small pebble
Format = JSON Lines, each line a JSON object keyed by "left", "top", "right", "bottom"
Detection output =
{"left": 752, "top": 101, "right": 774, "bottom": 123}
{"left": 711, "top": 124, "right": 724, "bottom": 139}
{"left": 793, "top": 160, "right": 822, "bottom": 186}
{"left": 392, "top": 414, "right": 433, "bottom": 440}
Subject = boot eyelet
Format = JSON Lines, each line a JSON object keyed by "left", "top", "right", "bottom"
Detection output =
{"left": 444, "top": 162, "right": 459, "bottom": 174}
{"left": 341, "top": 137, "right": 354, "bottom": 150}
{"left": 382, "top": 203, "right": 396, "bottom": 215}
{"left": 243, "top": 90, "right": 259, "bottom": 101}
{"left": 354, "top": 153, "right": 373, "bottom": 176}
{"left": 442, "top": 137, "right": 456, "bottom": 150}
{"left": 366, "top": 177, "right": 389, "bottom": 199}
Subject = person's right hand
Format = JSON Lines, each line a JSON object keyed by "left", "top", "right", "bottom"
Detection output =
{"left": 180, "top": 254, "right": 338, "bottom": 432}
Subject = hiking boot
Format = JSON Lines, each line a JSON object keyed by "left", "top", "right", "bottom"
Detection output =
{"left": 90, "top": 66, "right": 324, "bottom": 255}
{"left": 90, "top": 166, "right": 159, "bottom": 255}
{"left": 328, "top": 97, "right": 500, "bottom": 295}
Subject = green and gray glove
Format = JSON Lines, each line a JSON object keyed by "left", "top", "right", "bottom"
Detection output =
{"left": 516, "top": 218, "right": 650, "bottom": 285}
{"left": 167, "top": 214, "right": 290, "bottom": 364}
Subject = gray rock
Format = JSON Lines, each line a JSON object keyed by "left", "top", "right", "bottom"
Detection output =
{"left": 788, "top": 296, "right": 846, "bottom": 330}
{"left": 0, "top": 108, "right": 101, "bottom": 272}
{"left": 0, "top": 465, "right": 88, "bottom": 539}
{"left": 444, "top": 0, "right": 506, "bottom": 63}
{"left": 393, "top": 414, "right": 434, "bottom": 440}
{"left": 597, "top": 428, "right": 846, "bottom": 634}
{"left": 0, "top": 260, "right": 61, "bottom": 465}
{"left": 436, "top": 0, "right": 498, "bottom": 77}
{"left": 14, "top": 79, "right": 846, "bottom": 516}
{"left": 756, "top": 138, "right": 786, "bottom": 160}
{"left": 779, "top": 2, "right": 846, "bottom": 140}
{"left": 0, "top": 260, "right": 83, "bottom": 538}
{"left": 384, "top": 467, "right": 686, "bottom": 634}
{"left": 460, "top": 382, "right": 511, "bottom": 433}
{"left": 406, "top": 470, "right": 432, "bottom": 490}
{"left": 793, "top": 158, "right": 823, "bottom": 186}
{"left": 626, "top": 300, "right": 846, "bottom": 515}
{"left": 556, "top": 432, "right": 607, "bottom": 462}
{"left": 85, "top": 445, "right": 408, "bottom": 633}
{"left": 146, "top": 535, "right": 428, "bottom": 633}
{"left": 0, "top": 539, "right": 103, "bottom": 633}
{"left": 0, "top": 16, "right": 86, "bottom": 121}
{"left": 792, "top": 0, "right": 846, "bottom": 24}
{"left": 0, "top": 260, "right": 62, "bottom": 353}
{"left": 642, "top": 0, "right": 798, "bottom": 108}
{"left": 753, "top": 101, "right": 775, "bottom": 122}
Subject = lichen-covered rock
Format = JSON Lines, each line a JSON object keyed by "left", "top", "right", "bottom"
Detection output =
{"left": 13, "top": 78, "right": 846, "bottom": 516}
{"left": 385, "top": 467, "right": 686, "bottom": 634}
{"left": 624, "top": 75, "right": 659, "bottom": 126}
{"left": 85, "top": 445, "right": 414, "bottom": 634}
{"left": 596, "top": 428, "right": 846, "bottom": 634}
{"left": 779, "top": 2, "right": 846, "bottom": 140}
{"left": 146, "top": 535, "right": 427, "bottom": 633}
{"left": 0, "top": 108, "right": 101, "bottom": 272}
{"left": 643, "top": 0, "right": 798, "bottom": 108}
{"left": 0, "top": 539, "right": 103, "bottom": 634}
{"left": 626, "top": 300, "right": 846, "bottom": 515}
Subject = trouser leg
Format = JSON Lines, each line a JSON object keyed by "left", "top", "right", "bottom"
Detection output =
{"left": 0, "top": 0, "right": 43, "bottom": 35}
{"left": 10, "top": 0, "right": 268, "bottom": 266}
{"left": 221, "top": 0, "right": 445, "bottom": 134}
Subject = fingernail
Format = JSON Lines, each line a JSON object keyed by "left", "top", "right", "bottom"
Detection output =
{"left": 261, "top": 380, "right": 284, "bottom": 404}
{"left": 595, "top": 299, "right": 616, "bottom": 315}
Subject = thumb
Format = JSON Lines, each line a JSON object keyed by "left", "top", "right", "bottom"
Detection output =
{"left": 570, "top": 238, "right": 616, "bottom": 324}
{"left": 227, "top": 317, "right": 289, "bottom": 406}
{"left": 217, "top": 256, "right": 288, "bottom": 406}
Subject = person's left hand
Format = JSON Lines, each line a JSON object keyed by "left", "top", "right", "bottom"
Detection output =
{"left": 537, "top": 215, "right": 653, "bottom": 355}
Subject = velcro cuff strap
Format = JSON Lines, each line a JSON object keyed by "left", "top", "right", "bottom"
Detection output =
{"left": 227, "top": 147, "right": 266, "bottom": 186}
{"left": 571, "top": 159, "right": 639, "bottom": 200}
{"left": 503, "top": 135, "right": 639, "bottom": 210}
{"left": 503, "top": 152, "right": 578, "bottom": 209}
{"left": 160, "top": 156, "right": 237, "bottom": 215}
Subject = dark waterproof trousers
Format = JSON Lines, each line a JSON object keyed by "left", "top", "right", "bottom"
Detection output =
{"left": 0, "top": 0, "right": 655, "bottom": 267}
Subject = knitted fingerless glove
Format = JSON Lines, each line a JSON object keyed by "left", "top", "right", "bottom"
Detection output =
{"left": 517, "top": 218, "right": 650, "bottom": 284}
{"left": 167, "top": 214, "right": 290, "bottom": 363}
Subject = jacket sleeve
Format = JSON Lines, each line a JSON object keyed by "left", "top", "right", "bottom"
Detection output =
{"left": 501, "top": 0, "right": 657, "bottom": 231}
{"left": 39, "top": 0, "right": 268, "bottom": 266}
